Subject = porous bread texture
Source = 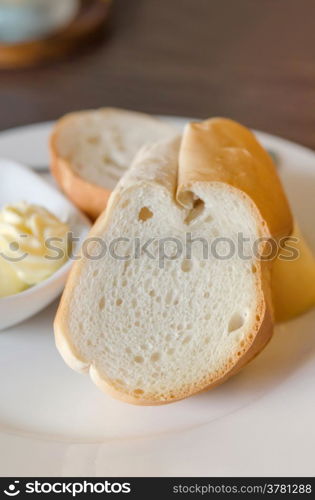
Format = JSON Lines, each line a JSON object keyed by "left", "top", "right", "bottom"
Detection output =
{"left": 53, "top": 108, "right": 177, "bottom": 189}
{"left": 55, "top": 136, "right": 273, "bottom": 405}
{"left": 50, "top": 108, "right": 178, "bottom": 219}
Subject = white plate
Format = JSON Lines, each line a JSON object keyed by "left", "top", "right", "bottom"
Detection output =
{"left": 0, "top": 117, "right": 314, "bottom": 477}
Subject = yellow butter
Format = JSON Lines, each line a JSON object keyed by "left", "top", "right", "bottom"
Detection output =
{"left": 272, "top": 223, "right": 315, "bottom": 322}
{"left": 0, "top": 255, "right": 27, "bottom": 298}
{"left": 0, "top": 202, "right": 70, "bottom": 297}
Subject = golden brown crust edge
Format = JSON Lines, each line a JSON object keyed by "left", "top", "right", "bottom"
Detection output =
{"left": 177, "top": 118, "right": 293, "bottom": 239}
{"left": 50, "top": 127, "right": 110, "bottom": 220}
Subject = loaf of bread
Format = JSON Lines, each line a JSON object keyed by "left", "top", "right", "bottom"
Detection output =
{"left": 54, "top": 118, "right": 293, "bottom": 405}
{"left": 50, "top": 108, "right": 178, "bottom": 219}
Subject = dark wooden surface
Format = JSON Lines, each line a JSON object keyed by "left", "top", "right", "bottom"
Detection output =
{"left": 1, "top": 0, "right": 315, "bottom": 148}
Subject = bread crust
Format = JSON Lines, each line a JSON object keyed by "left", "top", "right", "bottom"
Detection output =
{"left": 49, "top": 108, "right": 177, "bottom": 220}
{"left": 177, "top": 118, "right": 293, "bottom": 239}
{"left": 50, "top": 152, "right": 111, "bottom": 220}
{"left": 54, "top": 118, "right": 291, "bottom": 405}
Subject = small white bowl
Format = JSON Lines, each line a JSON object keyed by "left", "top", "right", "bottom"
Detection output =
{"left": 0, "top": 159, "right": 91, "bottom": 330}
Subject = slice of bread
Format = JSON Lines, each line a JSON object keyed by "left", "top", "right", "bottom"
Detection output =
{"left": 54, "top": 118, "right": 292, "bottom": 405}
{"left": 50, "top": 108, "right": 178, "bottom": 220}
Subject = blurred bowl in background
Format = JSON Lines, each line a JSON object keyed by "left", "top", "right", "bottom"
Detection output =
{"left": 0, "top": 0, "right": 79, "bottom": 44}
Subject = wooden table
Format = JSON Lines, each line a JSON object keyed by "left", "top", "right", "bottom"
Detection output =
{"left": 0, "top": 0, "right": 315, "bottom": 148}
